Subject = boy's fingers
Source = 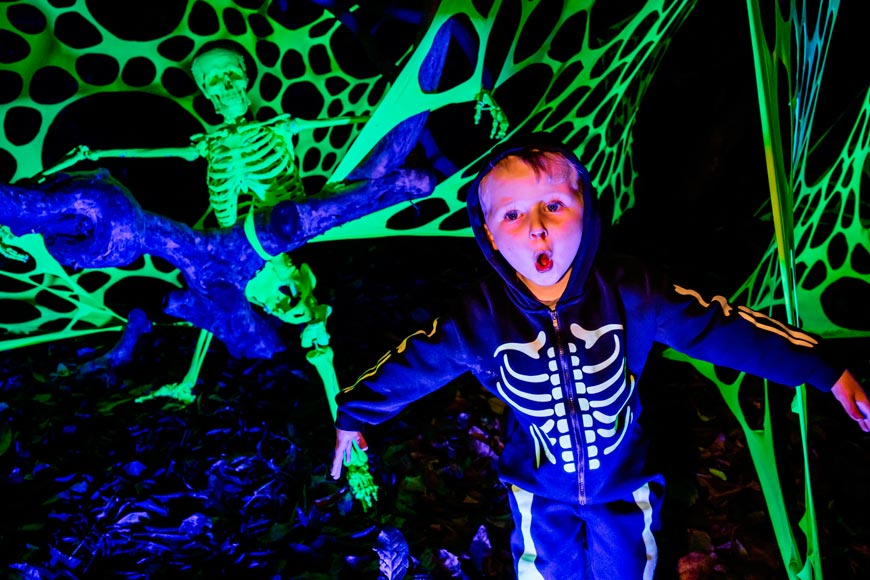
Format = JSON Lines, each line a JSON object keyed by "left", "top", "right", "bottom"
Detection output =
{"left": 330, "top": 448, "right": 344, "bottom": 479}
{"left": 856, "top": 401, "right": 870, "bottom": 432}
{"left": 832, "top": 382, "right": 869, "bottom": 426}
{"left": 840, "top": 398, "right": 870, "bottom": 432}
{"left": 331, "top": 437, "right": 352, "bottom": 479}
{"left": 329, "top": 449, "right": 346, "bottom": 479}
{"left": 331, "top": 431, "right": 367, "bottom": 479}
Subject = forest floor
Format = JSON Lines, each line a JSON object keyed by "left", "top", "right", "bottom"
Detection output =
{"left": 2, "top": 238, "right": 868, "bottom": 579}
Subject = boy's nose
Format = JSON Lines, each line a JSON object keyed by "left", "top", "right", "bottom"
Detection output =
{"left": 529, "top": 222, "right": 548, "bottom": 239}
{"left": 529, "top": 210, "right": 548, "bottom": 238}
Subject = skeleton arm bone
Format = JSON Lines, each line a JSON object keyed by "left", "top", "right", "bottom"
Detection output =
{"left": 37, "top": 144, "right": 203, "bottom": 179}
{"left": 282, "top": 115, "right": 370, "bottom": 136}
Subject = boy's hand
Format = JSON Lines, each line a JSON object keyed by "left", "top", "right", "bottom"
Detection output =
{"left": 831, "top": 370, "right": 870, "bottom": 432}
{"left": 331, "top": 429, "right": 368, "bottom": 479}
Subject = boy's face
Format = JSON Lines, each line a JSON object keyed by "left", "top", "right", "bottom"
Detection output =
{"left": 480, "top": 155, "right": 583, "bottom": 295}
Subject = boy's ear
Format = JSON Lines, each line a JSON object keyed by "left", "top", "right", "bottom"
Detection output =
{"left": 483, "top": 224, "right": 498, "bottom": 251}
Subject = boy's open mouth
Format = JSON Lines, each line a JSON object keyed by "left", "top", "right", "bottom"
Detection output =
{"left": 535, "top": 252, "right": 553, "bottom": 273}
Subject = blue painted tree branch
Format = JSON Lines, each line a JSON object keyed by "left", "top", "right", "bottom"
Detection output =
{"left": 0, "top": 167, "right": 433, "bottom": 359}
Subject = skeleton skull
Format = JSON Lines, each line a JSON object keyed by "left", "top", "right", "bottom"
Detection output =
{"left": 192, "top": 47, "right": 251, "bottom": 123}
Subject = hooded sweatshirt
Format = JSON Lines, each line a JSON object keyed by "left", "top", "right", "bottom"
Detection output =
{"left": 335, "top": 132, "right": 842, "bottom": 505}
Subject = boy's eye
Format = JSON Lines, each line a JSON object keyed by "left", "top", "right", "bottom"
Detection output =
{"left": 545, "top": 201, "right": 564, "bottom": 212}
{"left": 504, "top": 210, "right": 519, "bottom": 221}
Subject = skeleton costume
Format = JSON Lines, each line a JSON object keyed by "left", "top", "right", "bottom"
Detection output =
{"left": 335, "top": 133, "right": 843, "bottom": 579}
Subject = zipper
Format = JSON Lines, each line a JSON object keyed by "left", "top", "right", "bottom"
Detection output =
{"left": 549, "top": 308, "right": 586, "bottom": 505}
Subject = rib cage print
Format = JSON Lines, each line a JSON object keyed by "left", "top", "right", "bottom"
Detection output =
{"left": 493, "top": 323, "right": 634, "bottom": 473}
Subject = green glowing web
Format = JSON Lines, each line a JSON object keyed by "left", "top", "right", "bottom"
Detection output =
{"left": 0, "top": 0, "right": 380, "bottom": 185}
{"left": 0, "top": 0, "right": 697, "bottom": 356}
{"left": 319, "top": 0, "right": 696, "bottom": 240}
{"left": 664, "top": 2, "right": 870, "bottom": 578}
{"left": 0, "top": 231, "right": 181, "bottom": 348}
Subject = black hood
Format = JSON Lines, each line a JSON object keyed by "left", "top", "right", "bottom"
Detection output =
{"left": 465, "top": 131, "right": 602, "bottom": 310}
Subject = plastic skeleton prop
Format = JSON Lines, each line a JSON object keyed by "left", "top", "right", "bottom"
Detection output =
{"left": 191, "top": 47, "right": 373, "bottom": 226}
{"left": 36, "top": 45, "right": 377, "bottom": 509}
{"left": 474, "top": 88, "right": 508, "bottom": 140}
{"left": 241, "top": 251, "right": 380, "bottom": 509}
{"left": 42, "top": 48, "right": 366, "bottom": 226}
{"left": 39, "top": 46, "right": 362, "bottom": 389}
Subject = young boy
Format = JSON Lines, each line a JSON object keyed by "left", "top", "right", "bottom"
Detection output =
{"left": 330, "top": 132, "right": 869, "bottom": 579}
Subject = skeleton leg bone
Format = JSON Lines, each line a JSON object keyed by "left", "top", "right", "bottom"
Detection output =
{"left": 305, "top": 319, "right": 378, "bottom": 511}
{"left": 244, "top": 218, "right": 378, "bottom": 509}
{"left": 135, "top": 328, "right": 214, "bottom": 405}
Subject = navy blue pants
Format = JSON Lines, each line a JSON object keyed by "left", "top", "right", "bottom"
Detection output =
{"left": 506, "top": 481, "right": 662, "bottom": 579}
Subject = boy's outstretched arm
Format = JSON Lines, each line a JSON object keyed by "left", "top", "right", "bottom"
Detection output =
{"left": 831, "top": 370, "right": 870, "bottom": 433}
{"left": 331, "top": 428, "right": 368, "bottom": 479}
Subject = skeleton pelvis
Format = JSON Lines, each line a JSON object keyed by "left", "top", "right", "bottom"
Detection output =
{"left": 245, "top": 255, "right": 322, "bottom": 325}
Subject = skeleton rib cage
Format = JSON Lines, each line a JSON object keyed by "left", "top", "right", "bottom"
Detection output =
{"left": 196, "top": 115, "right": 304, "bottom": 227}
{"left": 493, "top": 323, "right": 634, "bottom": 473}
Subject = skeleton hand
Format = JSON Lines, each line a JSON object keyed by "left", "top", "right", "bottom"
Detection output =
{"left": 474, "top": 88, "right": 509, "bottom": 140}
{"left": 39, "top": 145, "right": 94, "bottom": 179}
{"left": 331, "top": 428, "right": 368, "bottom": 479}
{"left": 0, "top": 225, "right": 28, "bottom": 263}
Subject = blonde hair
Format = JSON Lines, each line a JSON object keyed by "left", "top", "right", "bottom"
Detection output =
{"left": 479, "top": 149, "right": 581, "bottom": 215}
